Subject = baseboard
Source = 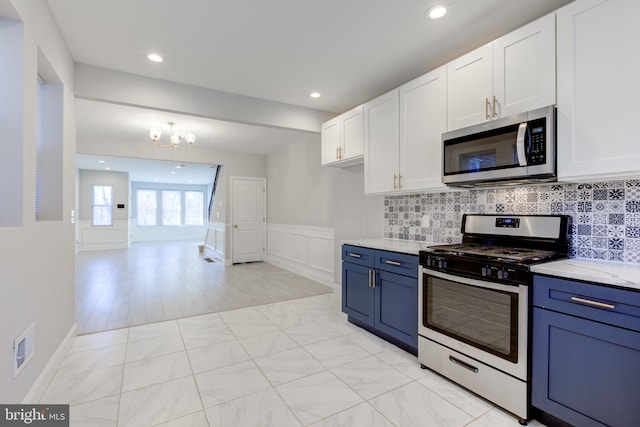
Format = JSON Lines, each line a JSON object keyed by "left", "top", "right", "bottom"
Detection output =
{"left": 22, "top": 323, "right": 76, "bottom": 404}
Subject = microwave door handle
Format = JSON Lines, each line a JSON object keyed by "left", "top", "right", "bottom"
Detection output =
{"left": 516, "top": 122, "right": 528, "bottom": 166}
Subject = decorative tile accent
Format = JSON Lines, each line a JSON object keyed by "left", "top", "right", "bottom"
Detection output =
{"left": 384, "top": 178, "right": 640, "bottom": 264}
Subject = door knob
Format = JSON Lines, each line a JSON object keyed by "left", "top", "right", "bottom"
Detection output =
{"left": 234, "top": 225, "right": 238, "bottom": 229}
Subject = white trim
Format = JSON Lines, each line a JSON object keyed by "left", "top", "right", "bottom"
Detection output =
{"left": 204, "top": 222, "right": 225, "bottom": 260}
{"left": 23, "top": 323, "right": 76, "bottom": 404}
{"left": 266, "top": 223, "right": 335, "bottom": 287}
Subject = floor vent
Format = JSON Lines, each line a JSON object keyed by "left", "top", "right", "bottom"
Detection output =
{"left": 203, "top": 257, "right": 215, "bottom": 263}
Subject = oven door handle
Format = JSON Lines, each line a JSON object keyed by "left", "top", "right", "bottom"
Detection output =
{"left": 516, "top": 122, "right": 528, "bottom": 167}
{"left": 449, "top": 355, "right": 479, "bottom": 373}
{"left": 422, "top": 267, "right": 522, "bottom": 294}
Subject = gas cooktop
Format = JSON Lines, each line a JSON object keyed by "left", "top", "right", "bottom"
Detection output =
{"left": 425, "top": 243, "right": 558, "bottom": 263}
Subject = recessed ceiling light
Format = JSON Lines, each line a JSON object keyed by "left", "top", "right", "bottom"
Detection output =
{"left": 147, "top": 53, "right": 163, "bottom": 63}
{"left": 98, "top": 160, "right": 105, "bottom": 164}
{"left": 171, "top": 171, "right": 176, "bottom": 175}
{"left": 426, "top": 5, "right": 447, "bottom": 19}
{"left": 154, "top": 178, "right": 159, "bottom": 181}
{"left": 310, "top": 92, "right": 321, "bottom": 98}
{"left": 105, "top": 167, "right": 111, "bottom": 170}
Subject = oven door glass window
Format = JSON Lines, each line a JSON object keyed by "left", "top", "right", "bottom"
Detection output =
{"left": 423, "top": 275, "right": 518, "bottom": 363}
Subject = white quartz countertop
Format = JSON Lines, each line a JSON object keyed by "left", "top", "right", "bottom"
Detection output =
{"left": 531, "top": 259, "right": 640, "bottom": 291}
{"left": 341, "top": 238, "right": 439, "bottom": 255}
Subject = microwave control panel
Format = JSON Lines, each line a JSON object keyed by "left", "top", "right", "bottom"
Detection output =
{"left": 528, "top": 118, "right": 546, "bottom": 165}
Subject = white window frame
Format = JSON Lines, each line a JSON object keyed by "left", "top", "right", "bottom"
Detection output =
{"left": 91, "top": 184, "right": 113, "bottom": 226}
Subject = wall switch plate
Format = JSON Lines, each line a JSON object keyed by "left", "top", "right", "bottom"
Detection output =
{"left": 13, "top": 324, "right": 34, "bottom": 378}
{"left": 421, "top": 214, "right": 431, "bottom": 228}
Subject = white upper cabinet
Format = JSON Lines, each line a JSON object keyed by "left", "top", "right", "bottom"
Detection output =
{"left": 557, "top": 0, "right": 640, "bottom": 180}
{"left": 493, "top": 13, "right": 556, "bottom": 118}
{"left": 364, "top": 90, "right": 399, "bottom": 194}
{"left": 447, "top": 44, "right": 493, "bottom": 130}
{"left": 364, "top": 67, "right": 447, "bottom": 195}
{"left": 321, "top": 105, "right": 364, "bottom": 166}
{"left": 399, "top": 66, "right": 447, "bottom": 192}
{"left": 447, "top": 13, "right": 556, "bottom": 131}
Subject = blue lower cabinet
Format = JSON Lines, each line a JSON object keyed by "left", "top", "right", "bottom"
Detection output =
{"left": 375, "top": 270, "right": 418, "bottom": 347}
{"left": 342, "top": 261, "right": 375, "bottom": 326}
{"left": 342, "top": 245, "right": 418, "bottom": 354}
{"left": 532, "top": 275, "right": 640, "bottom": 427}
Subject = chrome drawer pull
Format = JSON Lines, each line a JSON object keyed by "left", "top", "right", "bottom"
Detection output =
{"left": 570, "top": 296, "right": 615, "bottom": 310}
{"left": 348, "top": 253, "right": 361, "bottom": 258}
{"left": 385, "top": 260, "right": 402, "bottom": 266}
{"left": 449, "top": 355, "right": 478, "bottom": 373}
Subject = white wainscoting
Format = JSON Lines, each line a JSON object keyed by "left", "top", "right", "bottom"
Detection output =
{"left": 78, "top": 220, "right": 129, "bottom": 251}
{"left": 204, "top": 222, "right": 225, "bottom": 260}
{"left": 266, "top": 224, "right": 335, "bottom": 287}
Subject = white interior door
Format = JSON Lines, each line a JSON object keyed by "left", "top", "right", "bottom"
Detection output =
{"left": 231, "top": 177, "right": 266, "bottom": 263}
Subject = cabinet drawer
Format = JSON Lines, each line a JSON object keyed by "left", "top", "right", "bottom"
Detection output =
{"left": 342, "top": 245, "right": 375, "bottom": 267}
{"left": 533, "top": 275, "right": 640, "bottom": 332}
{"left": 374, "top": 250, "right": 418, "bottom": 278}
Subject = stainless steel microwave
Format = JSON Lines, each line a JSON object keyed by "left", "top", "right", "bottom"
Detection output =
{"left": 442, "top": 105, "right": 556, "bottom": 187}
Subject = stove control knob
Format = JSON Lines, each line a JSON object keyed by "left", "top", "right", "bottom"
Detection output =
{"left": 438, "top": 259, "right": 447, "bottom": 269}
{"left": 481, "top": 266, "right": 490, "bottom": 277}
{"left": 497, "top": 269, "right": 508, "bottom": 280}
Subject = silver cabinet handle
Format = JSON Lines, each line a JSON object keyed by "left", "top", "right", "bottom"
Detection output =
{"left": 570, "top": 296, "right": 615, "bottom": 310}
{"left": 348, "top": 253, "right": 361, "bottom": 258}
{"left": 371, "top": 270, "right": 376, "bottom": 288}
{"left": 368, "top": 269, "right": 372, "bottom": 288}
{"left": 385, "top": 260, "right": 402, "bottom": 266}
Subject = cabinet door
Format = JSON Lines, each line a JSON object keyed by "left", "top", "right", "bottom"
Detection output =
{"left": 493, "top": 13, "right": 556, "bottom": 117}
{"left": 447, "top": 44, "right": 492, "bottom": 130}
{"left": 321, "top": 118, "right": 340, "bottom": 165}
{"left": 557, "top": 0, "right": 640, "bottom": 179}
{"left": 399, "top": 66, "right": 447, "bottom": 192}
{"left": 342, "top": 262, "right": 374, "bottom": 326}
{"left": 341, "top": 105, "right": 364, "bottom": 161}
{"left": 532, "top": 307, "right": 640, "bottom": 427}
{"left": 364, "top": 90, "right": 399, "bottom": 194}
{"left": 374, "top": 270, "right": 418, "bottom": 350}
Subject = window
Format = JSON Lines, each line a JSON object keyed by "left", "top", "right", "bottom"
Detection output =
{"left": 135, "top": 187, "right": 205, "bottom": 227}
{"left": 185, "top": 191, "right": 204, "bottom": 225}
{"left": 137, "top": 189, "right": 157, "bottom": 226}
{"left": 162, "top": 190, "right": 181, "bottom": 225}
{"left": 92, "top": 185, "right": 113, "bottom": 226}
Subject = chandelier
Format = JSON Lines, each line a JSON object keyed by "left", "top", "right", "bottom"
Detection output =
{"left": 149, "top": 121, "right": 196, "bottom": 149}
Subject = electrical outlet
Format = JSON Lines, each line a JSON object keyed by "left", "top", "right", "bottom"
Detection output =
{"left": 13, "top": 324, "right": 34, "bottom": 378}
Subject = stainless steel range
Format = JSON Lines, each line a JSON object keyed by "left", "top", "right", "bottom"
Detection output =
{"left": 418, "top": 214, "right": 569, "bottom": 424}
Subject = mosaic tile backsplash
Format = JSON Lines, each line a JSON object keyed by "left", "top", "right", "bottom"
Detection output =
{"left": 384, "top": 179, "right": 640, "bottom": 264}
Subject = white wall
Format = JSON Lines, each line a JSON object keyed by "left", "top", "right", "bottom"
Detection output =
{"left": 267, "top": 135, "right": 384, "bottom": 285}
{"left": 0, "top": 0, "right": 76, "bottom": 403}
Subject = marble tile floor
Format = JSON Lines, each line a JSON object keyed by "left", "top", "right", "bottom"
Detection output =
{"left": 76, "top": 241, "right": 332, "bottom": 334}
{"left": 41, "top": 292, "right": 546, "bottom": 427}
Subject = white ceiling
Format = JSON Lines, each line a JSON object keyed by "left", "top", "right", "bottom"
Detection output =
{"left": 76, "top": 154, "right": 218, "bottom": 185}
{"left": 76, "top": 99, "right": 312, "bottom": 156}
{"left": 48, "top": 0, "right": 573, "bottom": 180}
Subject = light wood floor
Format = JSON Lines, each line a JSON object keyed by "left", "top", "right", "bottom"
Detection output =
{"left": 75, "top": 241, "right": 332, "bottom": 334}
